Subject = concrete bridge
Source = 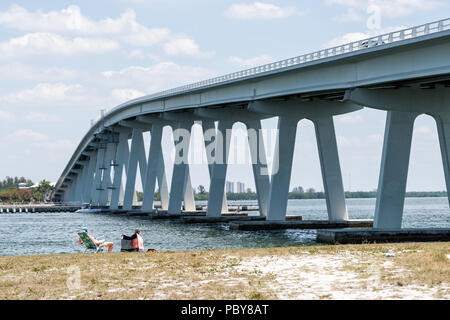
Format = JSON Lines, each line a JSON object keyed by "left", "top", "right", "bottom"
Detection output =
{"left": 54, "top": 19, "right": 450, "bottom": 231}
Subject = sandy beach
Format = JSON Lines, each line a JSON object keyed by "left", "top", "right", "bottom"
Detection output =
{"left": 1, "top": 242, "right": 449, "bottom": 300}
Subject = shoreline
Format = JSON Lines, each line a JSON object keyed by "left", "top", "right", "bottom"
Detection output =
{"left": 1, "top": 242, "right": 449, "bottom": 300}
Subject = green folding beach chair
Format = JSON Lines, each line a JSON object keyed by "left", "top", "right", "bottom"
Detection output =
{"left": 78, "top": 231, "right": 104, "bottom": 253}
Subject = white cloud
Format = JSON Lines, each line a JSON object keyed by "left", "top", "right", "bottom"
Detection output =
{"left": 228, "top": 54, "right": 276, "bottom": 68}
{"left": 0, "top": 110, "right": 15, "bottom": 120}
{"left": 4, "top": 128, "right": 75, "bottom": 151}
{"left": 129, "top": 49, "right": 145, "bottom": 59}
{"left": 324, "top": 0, "right": 443, "bottom": 18}
{"left": 6, "top": 129, "right": 48, "bottom": 142}
{"left": 102, "top": 63, "right": 218, "bottom": 94}
{"left": 0, "top": 5, "right": 170, "bottom": 47}
{"left": 415, "top": 125, "right": 432, "bottom": 135}
{"left": 0, "top": 83, "right": 83, "bottom": 105}
{"left": 333, "top": 8, "right": 365, "bottom": 22}
{"left": 0, "top": 63, "right": 82, "bottom": 82}
{"left": 163, "top": 37, "right": 214, "bottom": 58}
{"left": 25, "top": 112, "right": 62, "bottom": 123}
{"left": 338, "top": 114, "right": 364, "bottom": 124}
{"left": 326, "top": 25, "right": 406, "bottom": 47}
{"left": 32, "top": 139, "right": 76, "bottom": 150}
{"left": 111, "top": 89, "right": 146, "bottom": 104}
{"left": 0, "top": 32, "right": 119, "bottom": 60}
{"left": 225, "top": 2, "right": 301, "bottom": 20}
{"left": 0, "top": 82, "right": 105, "bottom": 109}
{"left": 367, "top": 134, "right": 383, "bottom": 143}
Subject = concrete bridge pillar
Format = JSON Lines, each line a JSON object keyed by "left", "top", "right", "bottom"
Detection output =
{"left": 91, "top": 146, "right": 106, "bottom": 206}
{"left": 66, "top": 180, "right": 75, "bottom": 203}
{"left": 99, "top": 141, "right": 117, "bottom": 206}
{"left": 123, "top": 128, "right": 146, "bottom": 211}
{"left": 157, "top": 141, "right": 170, "bottom": 210}
{"left": 110, "top": 129, "right": 131, "bottom": 210}
{"left": 374, "top": 110, "right": 417, "bottom": 228}
{"left": 72, "top": 171, "right": 84, "bottom": 203}
{"left": 266, "top": 116, "right": 298, "bottom": 221}
{"left": 205, "top": 120, "right": 234, "bottom": 217}
{"left": 202, "top": 120, "right": 228, "bottom": 213}
{"left": 83, "top": 150, "right": 98, "bottom": 204}
{"left": 142, "top": 123, "right": 164, "bottom": 212}
{"left": 434, "top": 112, "right": 450, "bottom": 208}
{"left": 77, "top": 160, "right": 90, "bottom": 204}
{"left": 194, "top": 107, "right": 274, "bottom": 217}
{"left": 345, "top": 87, "right": 450, "bottom": 228}
{"left": 249, "top": 100, "right": 360, "bottom": 221}
{"left": 313, "top": 116, "right": 348, "bottom": 221}
{"left": 245, "top": 119, "right": 271, "bottom": 217}
{"left": 168, "top": 121, "right": 194, "bottom": 214}
{"left": 135, "top": 116, "right": 172, "bottom": 211}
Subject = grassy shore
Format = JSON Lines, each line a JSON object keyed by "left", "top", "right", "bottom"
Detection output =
{"left": 1, "top": 242, "right": 449, "bottom": 300}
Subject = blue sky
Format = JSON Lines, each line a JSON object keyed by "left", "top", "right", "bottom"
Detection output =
{"left": 0, "top": 0, "right": 448, "bottom": 192}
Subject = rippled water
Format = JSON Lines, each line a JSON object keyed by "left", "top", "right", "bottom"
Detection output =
{"left": 0, "top": 198, "right": 449, "bottom": 256}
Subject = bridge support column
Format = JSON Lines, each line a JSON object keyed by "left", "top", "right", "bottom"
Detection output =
{"left": 375, "top": 111, "right": 417, "bottom": 228}
{"left": 66, "top": 180, "right": 76, "bottom": 203}
{"left": 83, "top": 151, "right": 97, "bottom": 203}
{"left": 343, "top": 88, "right": 444, "bottom": 228}
{"left": 78, "top": 161, "right": 90, "bottom": 204}
{"left": 110, "top": 130, "right": 130, "bottom": 210}
{"left": 73, "top": 172, "right": 84, "bottom": 203}
{"left": 64, "top": 184, "right": 72, "bottom": 203}
{"left": 433, "top": 112, "right": 450, "bottom": 208}
{"left": 99, "top": 141, "right": 117, "bottom": 206}
{"left": 249, "top": 100, "right": 360, "bottom": 221}
{"left": 142, "top": 123, "right": 163, "bottom": 212}
{"left": 313, "top": 116, "right": 348, "bottom": 221}
{"left": 168, "top": 122, "right": 193, "bottom": 214}
{"left": 91, "top": 146, "right": 106, "bottom": 206}
{"left": 183, "top": 172, "right": 196, "bottom": 211}
{"left": 157, "top": 147, "right": 169, "bottom": 210}
{"left": 245, "top": 119, "right": 271, "bottom": 217}
{"left": 123, "top": 129, "right": 145, "bottom": 211}
{"left": 206, "top": 120, "right": 234, "bottom": 217}
{"left": 266, "top": 117, "right": 298, "bottom": 221}
{"left": 202, "top": 120, "right": 228, "bottom": 213}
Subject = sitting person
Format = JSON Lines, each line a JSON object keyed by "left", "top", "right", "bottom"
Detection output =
{"left": 122, "top": 229, "right": 144, "bottom": 252}
{"left": 78, "top": 227, "right": 114, "bottom": 253}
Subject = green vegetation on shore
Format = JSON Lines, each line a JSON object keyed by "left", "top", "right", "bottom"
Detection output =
{"left": 0, "top": 177, "right": 54, "bottom": 203}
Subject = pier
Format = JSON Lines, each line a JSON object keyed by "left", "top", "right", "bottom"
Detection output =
{"left": 0, "top": 204, "right": 81, "bottom": 214}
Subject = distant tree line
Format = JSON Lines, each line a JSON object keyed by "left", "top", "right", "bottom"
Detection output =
{"left": 134, "top": 185, "right": 447, "bottom": 202}
{"left": 0, "top": 177, "right": 54, "bottom": 203}
{"left": 0, "top": 176, "right": 33, "bottom": 191}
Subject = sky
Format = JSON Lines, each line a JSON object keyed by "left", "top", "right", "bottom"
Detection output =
{"left": 0, "top": 0, "right": 448, "bottom": 193}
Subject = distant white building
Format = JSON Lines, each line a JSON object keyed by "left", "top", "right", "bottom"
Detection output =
{"left": 236, "top": 182, "right": 245, "bottom": 193}
{"left": 226, "top": 181, "right": 235, "bottom": 193}
{"left": 18, "top": 183, "right": 30, "bottom": 189}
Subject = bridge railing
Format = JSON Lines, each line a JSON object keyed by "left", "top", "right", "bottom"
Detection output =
{"left": 96, "top": 18, "right": 449, "bottom": 126}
